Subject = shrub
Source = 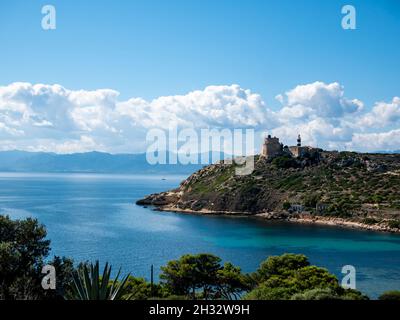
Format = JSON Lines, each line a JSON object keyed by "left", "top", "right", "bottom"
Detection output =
{"left": 303, "top": 193, "right": 320, "bottom": 208}
{"left": 272, "top": 156, "right": 297, "bottom": 169}
{"left": 379, "top": 290, "right": 400, "bottom": 300}
{"left": 282, "top": 201, "right": 291, "bottom": 210}
{"left": 244, "top": 285, "right": 294, "bottom": 300}
{"left": 388, "top": 220, "right": 400, "bottom": 229}
{"left": 291, "top": 288, "right": 340, "bottom": 300}
{"left": 362, "top": 218, "right": 379, "bottom": 225}
{"left": 122, "top": 276, "right": 165, "bottom": 300}
{"left": 244, "top": 254, "right": 367, "bottom": 300}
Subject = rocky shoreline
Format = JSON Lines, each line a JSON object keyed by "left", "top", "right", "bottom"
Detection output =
{"left": 137, "top": 196, "right": 400, "bottom": 234}
{"left": 268, "top": 213, "right": 400, "bottom": 234}
{"left": 136, "top": 151, "right": 400, "bottom": 234}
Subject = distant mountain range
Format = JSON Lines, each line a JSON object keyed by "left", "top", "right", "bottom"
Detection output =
{"left": 0, "top": 150, "right": 398, "bottom": 174}
{"left": 375, "top": 150, "right": 400, "bottom": 154}
{"left": 0, "top": 150, "right": 225, "bottom": 174}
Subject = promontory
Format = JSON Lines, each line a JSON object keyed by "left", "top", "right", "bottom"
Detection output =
{"left": 137, "top": 135, "right": 400, "bottom": 233}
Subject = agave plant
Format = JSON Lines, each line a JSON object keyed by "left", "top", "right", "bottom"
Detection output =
{"left": 67, "top": 260, "right": 131, "bottom": 300}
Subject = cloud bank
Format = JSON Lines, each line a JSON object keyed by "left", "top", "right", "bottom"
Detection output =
{"left": 0, "top": 81, "right": 399, "bottom": 153}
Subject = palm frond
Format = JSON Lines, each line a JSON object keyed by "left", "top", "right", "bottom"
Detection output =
{"left": 66, "top": 260, "right": 131, "bottom": 300}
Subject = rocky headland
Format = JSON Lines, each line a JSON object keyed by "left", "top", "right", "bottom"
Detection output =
{"left": 137, "top": 151, "right": 400, "bottom": 233}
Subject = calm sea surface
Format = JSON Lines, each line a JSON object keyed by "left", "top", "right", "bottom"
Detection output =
{"left": 1, "top": 172, "right": 400, "bottom": 298}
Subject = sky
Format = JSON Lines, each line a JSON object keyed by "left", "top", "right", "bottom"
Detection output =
{"left": 0, "top": 0, "right": 399, "bottom": 154}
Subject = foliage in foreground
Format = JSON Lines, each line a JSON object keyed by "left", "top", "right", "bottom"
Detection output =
{"left": 378, "top": 290, "right": 400, "bottom": 300}
{"left": 160, "top": 254, "right": 250, "bottom": 300}
{"left": 243, "top": 254, "right": 368, "bottom": 300}
{"left": 0, "top": 215, "right": 396, "bottom": 300}
{"left": 0, "top": 215, "right": 73, "bottom": 300}
{"left": 66, "top": 261, "right": 130, "bottom": 300}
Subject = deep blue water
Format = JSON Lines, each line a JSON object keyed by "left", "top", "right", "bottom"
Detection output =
{"left": 1, "top": 172, "right": 400, "bottom": 298}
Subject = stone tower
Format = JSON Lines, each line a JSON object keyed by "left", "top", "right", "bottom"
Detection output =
{"left": 261, "top": 135, "right": 282, "bottom": 159}
{"left": 297, "top": 134, "right": 301, "bottom": 147}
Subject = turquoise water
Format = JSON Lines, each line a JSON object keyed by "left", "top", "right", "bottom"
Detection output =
{"left": 1, "top": 172, "right": 400, "bottom": 298}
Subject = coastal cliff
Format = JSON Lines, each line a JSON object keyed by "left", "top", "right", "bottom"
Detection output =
{"left": 137, "top": 151, "right": 400, "bottom": 233}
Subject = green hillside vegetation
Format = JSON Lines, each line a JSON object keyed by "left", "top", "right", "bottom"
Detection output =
{"left": 138, "top": 151, "right": 400, "bottom": 230}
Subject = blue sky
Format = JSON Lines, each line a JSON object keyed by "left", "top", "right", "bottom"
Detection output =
{"left": 1, "top": 0, "right": 399, "bottom": 105}
{"left": 0, "top": 0, "right": 399, "bottom": 153}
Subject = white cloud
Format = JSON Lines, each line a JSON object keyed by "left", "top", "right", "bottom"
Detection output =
{"left": 271, "top": 118, "right": 354, "bottom": 149}
{"left": 276, "top": 81, "right": 363, "bottom": 121}
{"left": 348, "top": 129, "right": 400, "bottom": 152}
{"left": 269, "top": 81, "right": 366, "bottom": 150}
{"left": 0, "top": 81, "right": 399, "bottom": 153}
{"left": 0, "top": 82, "right": 268, "bottom": 153}
{"left": 116, "top": 84, "right": 267, "bottom": 129}
{"left": 357, "top": 97, "right": 400, "bottom": 129}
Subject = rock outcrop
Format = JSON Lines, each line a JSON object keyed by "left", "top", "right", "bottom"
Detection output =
{"left": 137, "top": 151, "right": 400, "bottom": 233}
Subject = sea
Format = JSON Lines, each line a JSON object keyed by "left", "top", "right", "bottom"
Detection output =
{"left": 1, "top": 172, "right": 400, "bottom": 298}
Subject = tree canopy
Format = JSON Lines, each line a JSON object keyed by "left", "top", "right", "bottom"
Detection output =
{"left": 160, "top": 253, "right": 249, "bottom": 299}
{"left": 244, "top": 254, "right": 367, "bottom": 300}
{"left": 0, "top": 215, "right": 73, "bottom": 300}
